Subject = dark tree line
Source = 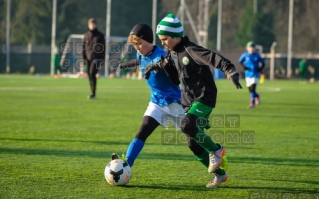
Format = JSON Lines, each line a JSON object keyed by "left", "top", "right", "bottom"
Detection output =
{"left": 0, "top": 0, "right": 318, "bottom": 53}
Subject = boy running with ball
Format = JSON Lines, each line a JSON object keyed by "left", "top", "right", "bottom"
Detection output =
{"left": 111, "top": 23, "right": 184, "bottom": 170}
{"left": 146, "top": 14, "right": 242, "bottom": 188}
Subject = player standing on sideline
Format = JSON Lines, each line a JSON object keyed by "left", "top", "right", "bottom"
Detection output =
{"left": 82, "top": 18, "right": 105, "bottom": 99}
{"left": 52, "top": 47, "right": 62, "bottom": 78}
{"left": 147, "top": 14, "right": 242, "bottom": 188}
{"left": 111, "top": 23, "right": 185, "bottom": 170}
{"left": 239, "top": 41, "right": 265, "bottom": 108}
{"left": 298, "top": 58, "right": 307, "bottom": 82}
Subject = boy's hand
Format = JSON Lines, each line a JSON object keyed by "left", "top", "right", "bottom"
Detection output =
{"left": 143, "top": 63, "right": 161, "bottom": 79}
{"left": 143, "top": 55, "right": 169, "bottom": 79}
{"left": 227, "top": 71, "right": 242, "bottom": 89}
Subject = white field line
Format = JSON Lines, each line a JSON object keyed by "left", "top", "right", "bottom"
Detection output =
{"left": 218, "top": 87, "right": 281, "bottom": 92}
{"left": 0, "top": 86, "right": 281, "bottom": 93}
{"left": 0, "top": 86, "right": 148, "bottom": 93}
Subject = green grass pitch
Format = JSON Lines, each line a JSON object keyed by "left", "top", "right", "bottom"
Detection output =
{"left": 0, "top": 75, "right": 318, "bottom": 198}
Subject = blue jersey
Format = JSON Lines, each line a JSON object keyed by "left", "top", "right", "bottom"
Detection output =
{"left": 239, "top": 52, "right": 264, "bottom": 78}
{"left": 137, "top": 46, "right": 181, "bottom": 106}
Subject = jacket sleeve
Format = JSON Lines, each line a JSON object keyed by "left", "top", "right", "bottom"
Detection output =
{"left": 161, "top": 51, "right": 180, "bottom": 85}
{"left": 163, "top": 60, "right": 180, "bottom": 85}
{"left": 82, "top": 34, "right": 87, "bottom": 61}
{"left": 188, "top": 46, "right": 237, "bottom": 76}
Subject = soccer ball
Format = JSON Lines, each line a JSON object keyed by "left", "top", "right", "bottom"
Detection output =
{"left": 104, "top": 159, "right": 132, "bottom": 186}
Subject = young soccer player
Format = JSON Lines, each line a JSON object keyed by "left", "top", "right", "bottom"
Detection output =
{"left": 111, "top": 23, "right": 184, "bottom": 168}
{"left": 52, "top": 47, "right": 62, "bottom": 78}
{"left": 147, "top": 14, "right": 242, "bottom": 188}
{"left": 298, "top": 58, "right": 307, "bottom": 82}
{"left": 239, "top": 41, "right": 265, "bottom": 108}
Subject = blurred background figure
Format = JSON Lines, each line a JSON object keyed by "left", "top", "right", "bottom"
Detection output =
{"left": 52, "top": 47, "right": 62, "bottom": 78}
{"left": 298, "top": 58, "right": 307, "bottom": 82}
{"left": 239, "top": 41, "right": 265, "bottom": 108}
{"left": 82, "top": 18, "right": 105, "bottom": 99}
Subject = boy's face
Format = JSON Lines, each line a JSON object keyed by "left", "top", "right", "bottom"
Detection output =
{"left": 131, "top": 38, "right": 153, "bottom": 56}
{"left": 247, "top": 46, "right": 256, "bottom": 54}
{"left": 158, "top": 35, "right": 180, "bottom": 50}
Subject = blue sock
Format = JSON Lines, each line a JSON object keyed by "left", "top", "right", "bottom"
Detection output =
{"left": 250, "top": 93, "right": 255, "bottom": 103}
{"left": 125, "top": 138, "right": 144, "bottom": 167}
{"left": 252, "top": 92, "right": 259, "bottom": 98}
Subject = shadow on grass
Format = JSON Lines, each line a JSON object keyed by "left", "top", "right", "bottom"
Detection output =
{"left": 0, "top": 137, "right": 139, "bottom": 146}
{"left": 262, "top": 101, "right": 319, "bottom": 108}
{"left": 0, "top": 137, "right": 256, "bottom": 150}
{"left": 229, "top": 156, "right": 319, "bottom": 167}
{"left": 0, "top": 147, "right": 112, "bottom": 159}
{"left": 120, "top": 184, "right": 318, "bottom": 195}
{"left": 124, "top": 184, "right": 208, "bottom": 192}
{"left": 0, "top": 147, "right": 195, "bottom": 161}
{"left": 255, "top": 178, "right": 319, "bottom": 186}
{"left": 1, "top": 146, "right": 318, "bottom": 167}
{"left": 221, "top": 185, "right": 319, "bottom": 195}
{"left": 139, "top": 154, "right": 319, "bottom": 167}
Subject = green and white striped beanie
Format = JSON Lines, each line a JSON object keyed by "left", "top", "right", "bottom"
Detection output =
{"left": 156, "top": 14, "right": 184, "bottom": 37}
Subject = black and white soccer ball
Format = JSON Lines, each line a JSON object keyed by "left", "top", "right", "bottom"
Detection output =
{"left": 104, "top": 159, "right": 132, "bottom": 186}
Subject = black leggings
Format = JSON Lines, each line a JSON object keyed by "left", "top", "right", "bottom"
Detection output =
{"left": 181, "top": 114, "right": 206, "bottom": 156}
{"left": 135, "top": 116, "right": 160, "bottom": 142}
{"left": 136, "top": 114, "right": 207, "bottom": 157}
{"left": 87, "top": 60, "right": 99, "bottom": 95}
{"left": 248, "top": 84, "right": 257, "bottom": 93}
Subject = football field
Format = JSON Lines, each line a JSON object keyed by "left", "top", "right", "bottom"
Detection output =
{"left": 1, "top": 75, "right": 318, "bottom": 198}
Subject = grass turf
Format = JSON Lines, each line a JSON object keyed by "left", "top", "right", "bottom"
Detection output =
{"left": 0, "top": 75, "right": 318, "bottom": 198}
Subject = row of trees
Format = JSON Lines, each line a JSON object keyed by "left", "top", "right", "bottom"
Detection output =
{"left": 0, "top": 0, "right": 318, "bottom": 53}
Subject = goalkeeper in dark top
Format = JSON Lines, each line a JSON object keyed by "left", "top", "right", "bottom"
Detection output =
{"left": 146, "top": 13, "right": 242, "bottom": 188}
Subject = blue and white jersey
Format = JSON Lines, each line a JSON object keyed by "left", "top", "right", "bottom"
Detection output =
{"left": 239, "top": 52, "right": 264, "bottom": 78}
{"left": 137, "top": 46, "right": 181, "bottom": 107}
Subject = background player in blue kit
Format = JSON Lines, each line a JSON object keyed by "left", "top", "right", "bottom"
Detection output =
{"left": 239, "top": 41, "right": 265, "bottom": 108}
{"left": 111, "top": 23, "right": 185, "bottom": 168}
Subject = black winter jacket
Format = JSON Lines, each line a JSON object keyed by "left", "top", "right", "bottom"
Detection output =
{"left": 169, "top": 36, "right": 237, "bottom": 110}
{"left": 82, "top": 29, "right": 106, "bottom": 62}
